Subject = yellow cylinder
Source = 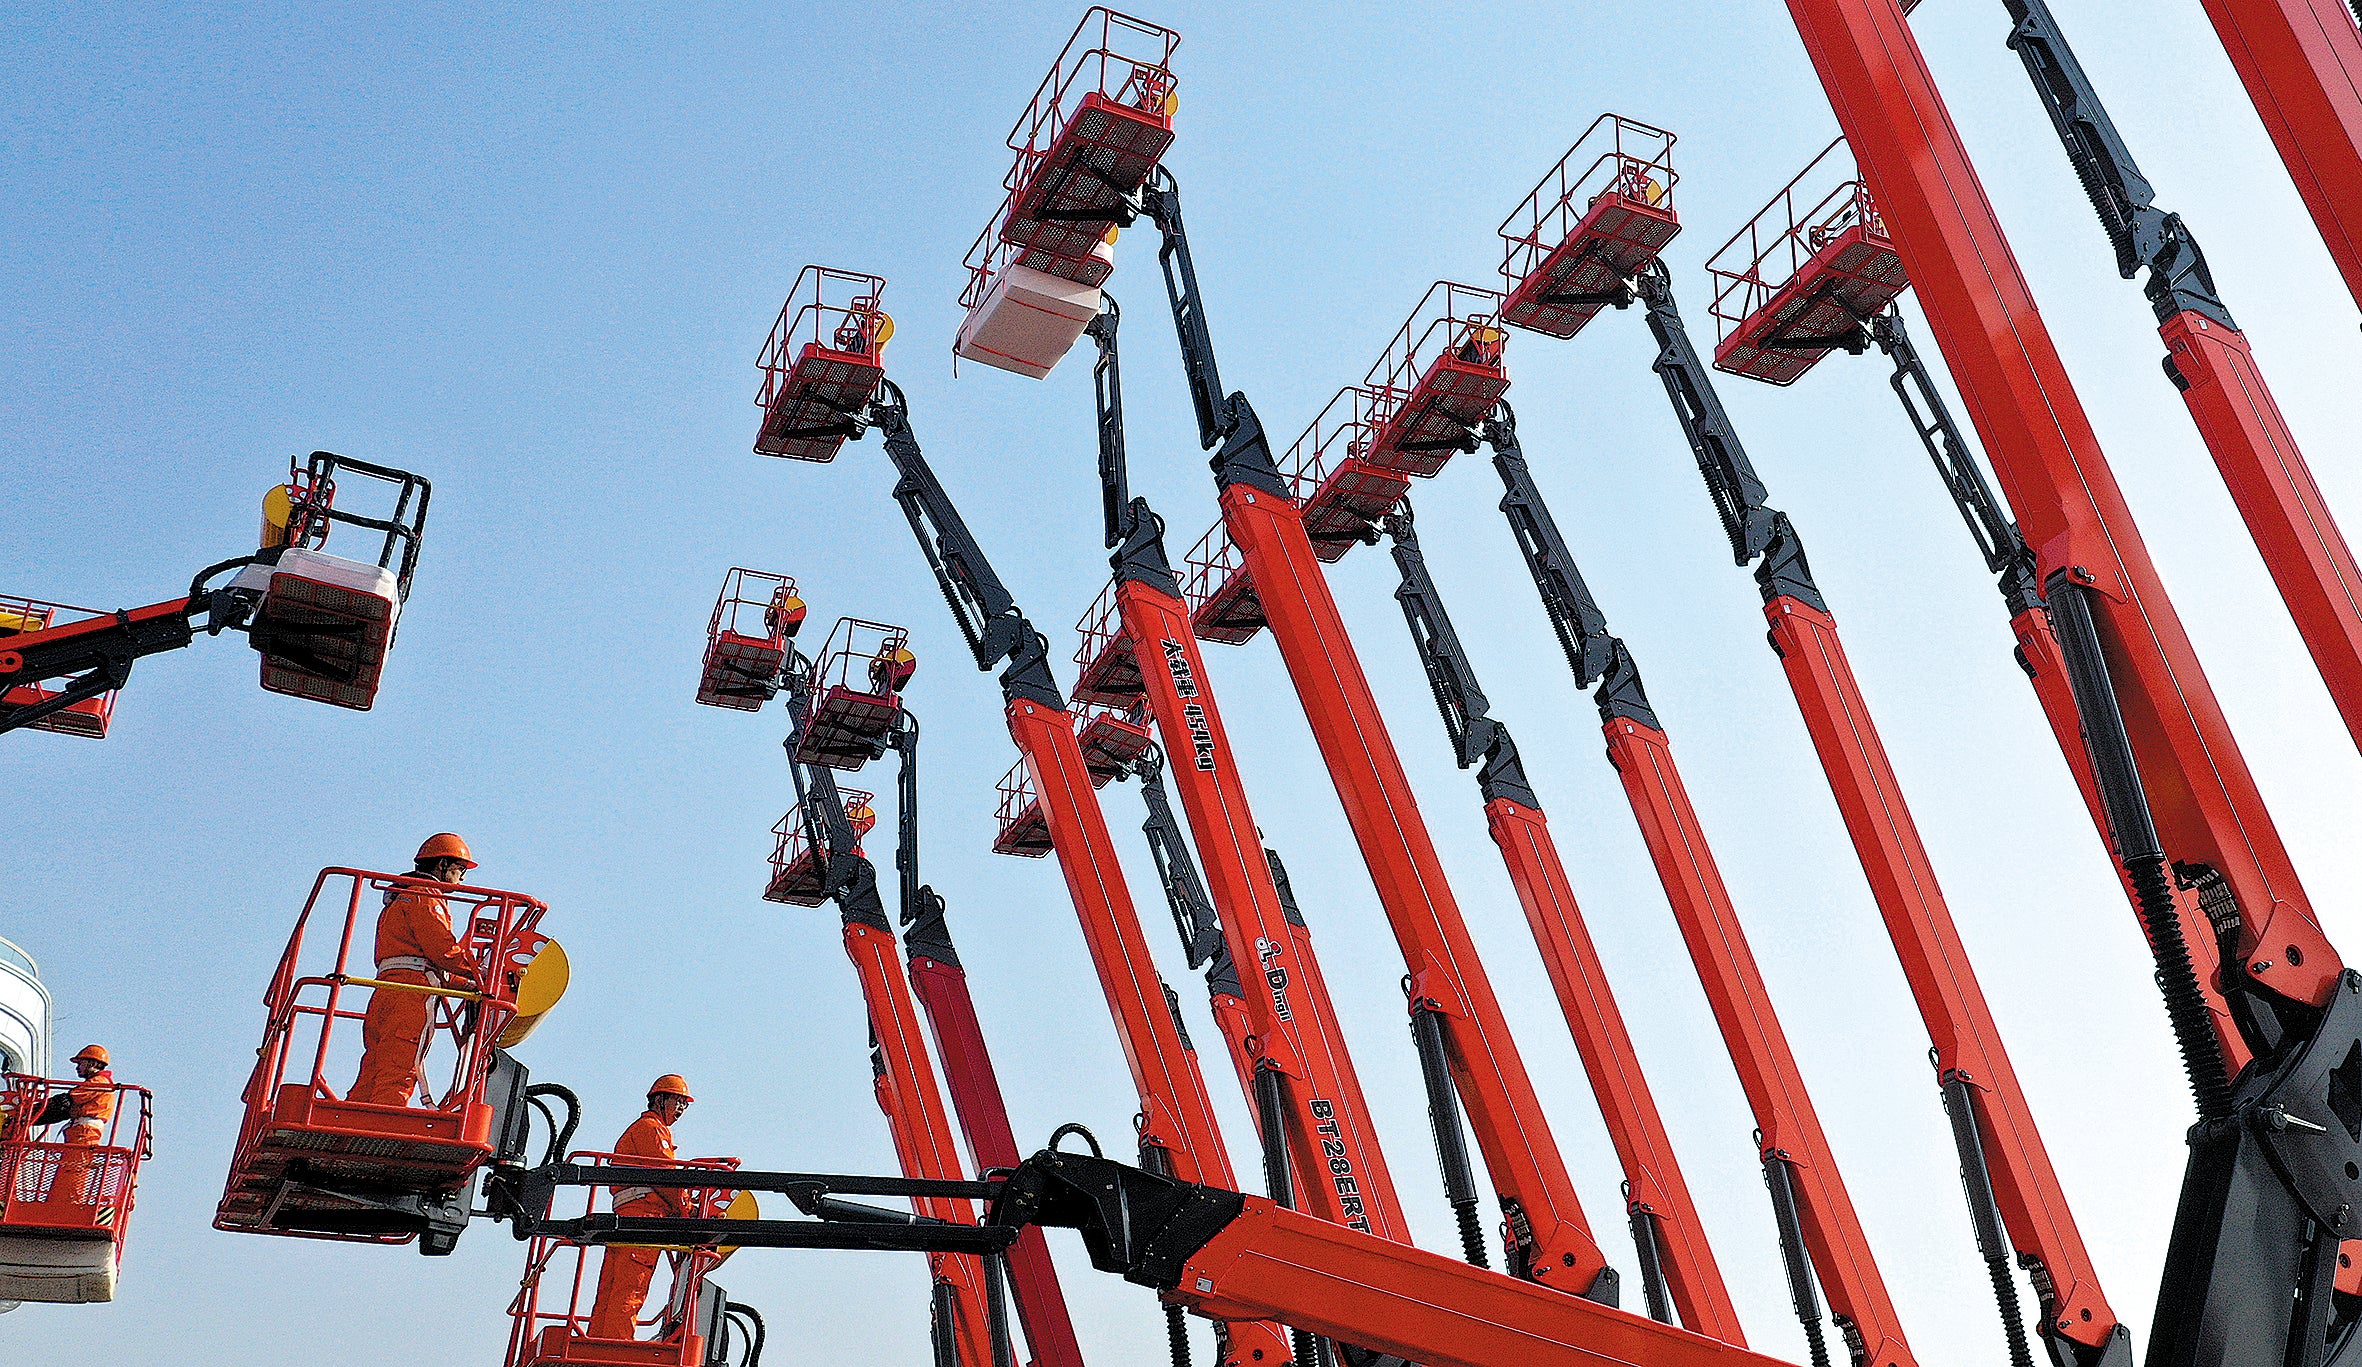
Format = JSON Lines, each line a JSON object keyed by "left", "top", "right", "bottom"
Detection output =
{"left": 259, "top": 484, "right": 294, "bottom": 550}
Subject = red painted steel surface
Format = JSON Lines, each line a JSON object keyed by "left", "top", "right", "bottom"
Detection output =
{"left": 2196, "top": 0, "right": 2362, "bottom": 313}
{"left": 1172, "top": 1198, "right": 1795, "bottom": 1367}
{"left": 846, "top": 920, "right": 998, "bottom": 1367}
{"left": 1116, "top": 578, "right": 1410, "bottom": 1241}
{"left": 903, "top": 954, "right": 1086, "bottom": 1367}
{"left": 1003, "top": 697, "right": 1294, "bottom": 1365}
{"left": 1215, "top": 481, "right": 1610, "bottom": 1293}
{"left": 1604, "top": 718, "right": 1916, "bottom": 1367}
{"left": 1483, "top": 797, "right": 1742, "bottom": 1342}
{"left": 2161, "top": 311, "right": 2362, "bottom": 751}
{"left": 1763, "top": 595, "right": 2113, "bottom": 1350}
{"left": 1781, "top": 0, "right": 2341, "bottom": 1025}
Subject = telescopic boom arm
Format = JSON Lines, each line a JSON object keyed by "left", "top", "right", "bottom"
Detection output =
{"left": 484, "top": 1145, "right": 1800, "bottom": 1367}
{"left": 1129, "top": 165, "right": 1617, "bottom": 1302}
{"left": 1081, "top": 297, "right": 1416, "bottom": 1271}
{"left": 1382, "top": 499, "right": 1741, "bottom": 1343}
{"left": 1775, "top": 4, "right": 2351, "bottom": 1360}
{"left": 1483, "top": 413, "right": 1916, "bottom": 1367}
{"left": 887, "top": 710, "right": 1090, "bottom": 1367}
{"left": 781, "top": 666, "right": 1007, "bottom": 1367}
{"left": 1998, "top": 0, "right": 2362, "bottom": 755}
{"left": 845, "top": 380, "right": 1294, "bottom": 1367}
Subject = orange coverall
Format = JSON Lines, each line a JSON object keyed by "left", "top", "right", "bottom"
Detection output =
{"left": 47, "top": 1070, "right": 116, "bottom": 1203}
{"left": 350, "top": 887, "right": 477, "bottom": 1107}
{"left": 587, "top": 1111, "right": 682, "bottom": 1340}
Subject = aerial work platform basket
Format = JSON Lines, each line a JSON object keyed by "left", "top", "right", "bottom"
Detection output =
{"left": 1499, "top": 115, "right": 1681, "bottom": 339}
{"left": 0, "top": 1074, "right": 152, "bottom": 1304}
{"left": 754, "top": 267, "right": 888, "bottom": 461}
{"left": 1073, "top": 702, "right": 1154, "bottom": 787}
{"left": 241, "top": 451, "right": 428, "bottom": 712}
{"left": 997, "top": 8, "right": 1179, "bottom": 263}
{"left": 216, "top": 868, "right": 554, "bottom": 1250}
{"left": 504, "top": 1150, "right": 747, "bottom": 1367}
{"left": 791, "top": 618, "right": 913, "bottom": 772}
{"left": 1183, "top": 523, "right": 1264, "bottom": 646}
{"left": 991, "top": 761, "right": 1054, "bottom": 858}
{"left": 1706, "top": 139, "right": 1906, "bottom": 386}
{"left": 1284, "top": 388, "right": 1408, "bottom": 564}
{"left": 697, "top": 569, "right": 803, "bottom": 711}
{"left": 1359, "top": 282, "right": 1509, "bottom": 478}
{"left": 0, "top": 597, "right": 119, "bottom": 738}
{"left": 956, "top": 208, "right": 1113, "bottom": 381}
{"left": 763, "top": 795, "right": 877, "bottom": 907}
{"left": 1070, "top": 580, "right": 1143, "bottom": 708}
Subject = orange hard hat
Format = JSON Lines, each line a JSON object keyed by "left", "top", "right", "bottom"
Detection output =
{"left": 649, "top": 1074, "right": 695, "bottom": 1104}
{"left": 415, "top": 832, "right": 477, "bottom": 869}
{"left": 71, "top": 1044, "right": 108, "bottom": 1067}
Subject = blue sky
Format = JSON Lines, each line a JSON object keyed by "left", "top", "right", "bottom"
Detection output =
{"left": 6, "top": 2, "right": 2359, "bottom": 1363}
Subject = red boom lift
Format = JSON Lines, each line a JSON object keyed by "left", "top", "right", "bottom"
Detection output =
{"left": 692, "top": 570, "right": 1083, "bottom": 1367}
{"left": 480, "top": 1140, "right": 1804, "bottom": 1367}
{"left": 2190, "top": 0, "right": 2362, "bottom": 315}
{"left": 1, "top": 452, "right": 428, "bottom": 739}
{"left": 747, "top": 287, "right": 1294, "bottom": 1367}
{"left": 215, "top": 867, "right": 554, "bottom": 1254}
{"left": 1776, "top": 3, "right": 2355, "bottom": 1363}
{"left": 1723, "top": 13, "right": 2362, "bottom": 759}
{"left": 1071, "top": 299, "right": 1416, "bottom": 1260}
{"left": 1115, "top": 168, "right": 1619, "bottom": 1306}
{"left": 1443, "top": 422, "right": 1924, "bottom": 1367}
{"left": 1378, "top": 502, "right": 1740, "bottom": 1344}
{"left": 1491, "top": 117, "right": 2120, "bottom": 1367}
{"left": 0, "top": 1072, "right": 153, "bottom": 1304}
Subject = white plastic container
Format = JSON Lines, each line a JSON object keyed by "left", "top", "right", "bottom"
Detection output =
{"left": 0, "top": 1235, "right": 117, "bottom": 1304}
{"left": 956, "top": 261, "right": 1105, "bottom": 380}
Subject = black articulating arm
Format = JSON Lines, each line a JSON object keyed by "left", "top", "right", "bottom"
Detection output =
{"left": 2000, "top": 0, "right": 2235, "bottom": 331}
{"left": 1086, "top": 297, "right": 1195, "bottom": 603}
{"left": 1381, "top": 502, "right": 1537, "bottom": 811}
{"left": 1484, "top": 406, "right": 1660, "bottom": 731}
{"left": 1123, "top": 170, "right": 1291, "bottom": 501}
{"left": 1131, "top": 746, "right": 1230, "bottom": 983}
{"left": 1866, "top": 310, "right": 2044, "bottom": 619}
{"left": 861, "top": 381, "right": 1061, "bottom": 712}
{"left": 1632, "top": 262, "right": 1826, "bottom": 612}
{"left": 781, "top": 649, "right": 893, "bottom": 935}
{"left": 888, "top": 710, "right": 959, "bottom": 966}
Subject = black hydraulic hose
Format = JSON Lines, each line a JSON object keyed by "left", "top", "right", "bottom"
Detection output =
{"left": 2045, "top": 578, "right": 2233, "bottom": 1119}
{"left": 1253, "top": 1067, "right": 1295, "bottom": 1210}
{"left": 524, "top": 1083, "right": 580, "bottom": 1166}
{"left": 1628, "top": 1206, "right": 1674, "bottom": 1326}
{"left": 724, "top": 1303, "right": 766, "bottom": 1367}
{"left": 984, "top": 1252, "right": 1016, "bottom": 1367}
{"left": 1763, "top": 1152, "right": 1833, "bottom": 1367}
{"left": 1408, "top": 999, "right": 1489, "bottom": 1268}
{"left": 1939, "top": 1074, "right": 2034, "bottom": 1367}
{"left": 1165, "top": 1304, "right": 1192, "bottom": 1367}
{"left": 931, "top": 1279, "right": 960, "bottom": 1367}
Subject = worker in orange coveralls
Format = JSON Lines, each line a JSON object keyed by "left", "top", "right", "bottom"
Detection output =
{"left": 36, "top": 1045, "right": 117, "bottom": 1202}
{"left": 349, "top": 833, "right": 481, "bottom": 1107}
{"left": 587, "top": 1076, "right": 696, "bottom": 1340}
